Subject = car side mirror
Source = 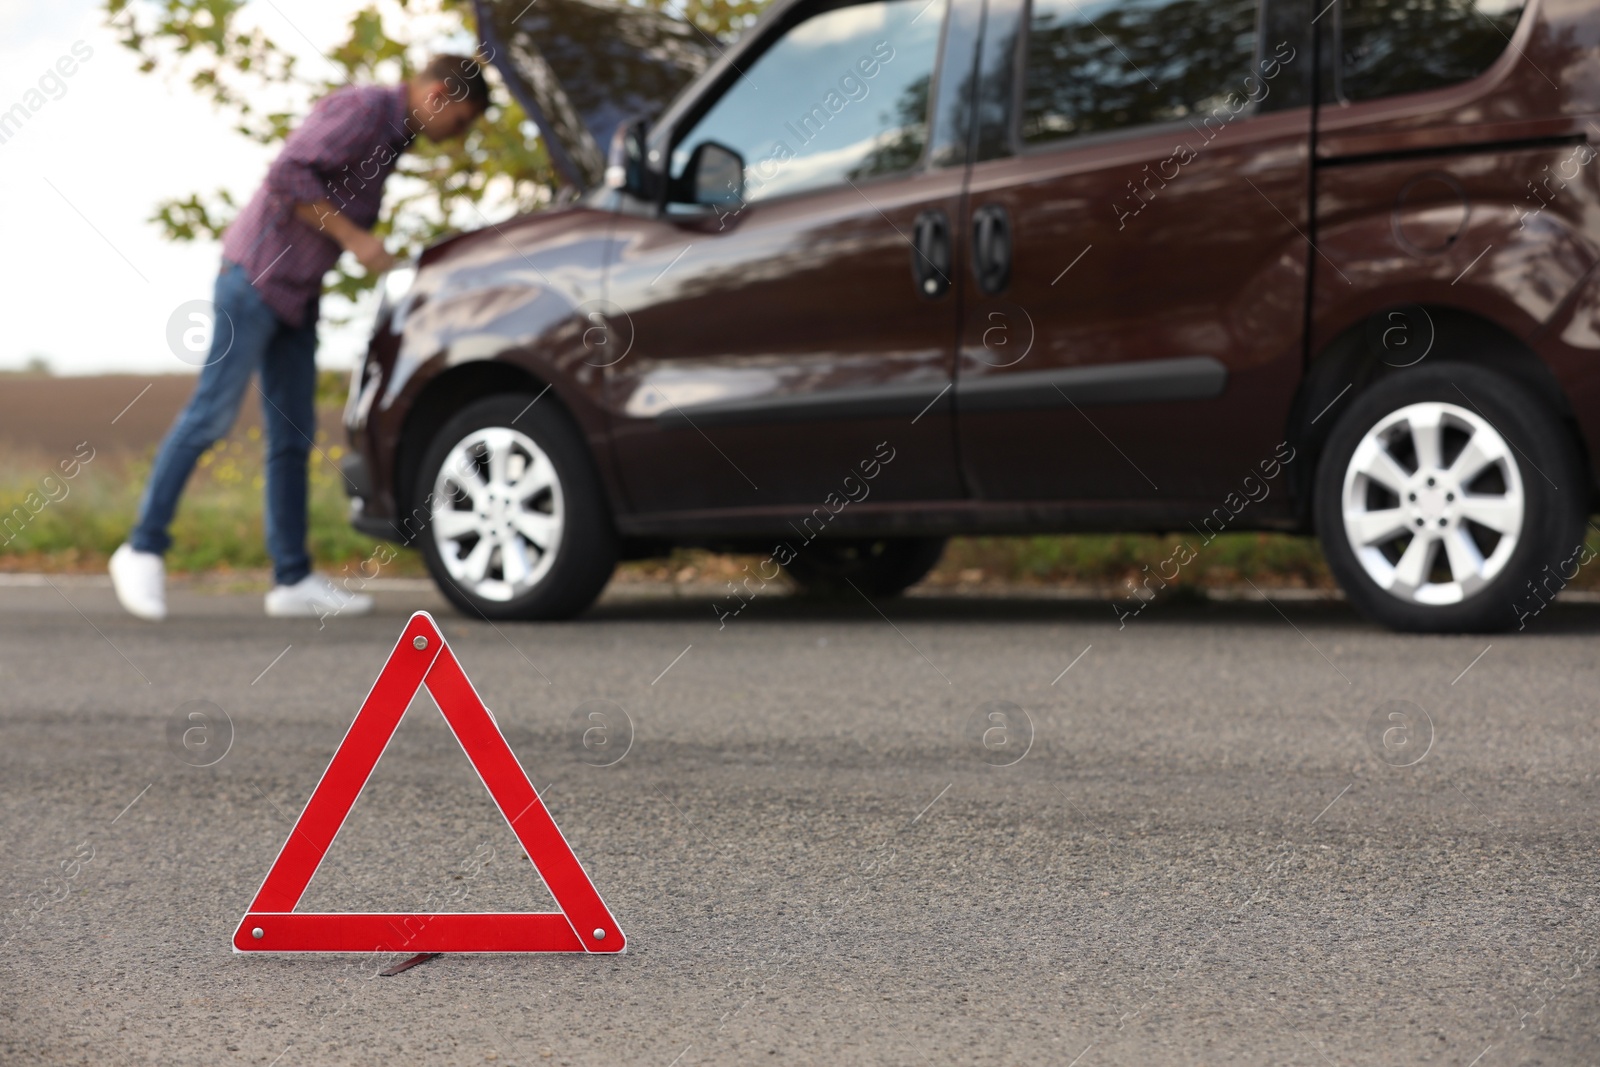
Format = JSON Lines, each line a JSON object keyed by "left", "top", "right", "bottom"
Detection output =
{"left": 683, "top": 141, "right": 745, "bottom": 208}
{"left": 606, "top": 118, "right": 652, "bottom": 200}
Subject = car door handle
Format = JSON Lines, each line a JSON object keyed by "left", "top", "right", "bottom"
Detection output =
{"left": 972, "top": 203, "right": 1011, "bottom": 295}
{"left": 911, "top": 209, "right": 952, "bottom": 299}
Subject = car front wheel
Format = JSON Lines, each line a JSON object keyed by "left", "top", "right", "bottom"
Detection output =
{"left": 414, "top": 395, "right": 618, "bottom": 621}
{"left": 1314, "top": 363, "right": 1587, "bottom": 632}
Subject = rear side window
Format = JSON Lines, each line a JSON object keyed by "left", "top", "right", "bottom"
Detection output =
{"left": 1020, "top": 0, "right": 1260, "bottom": 147}
{"left": 1336, "top": 0, "right": 1525, "bottom": 102}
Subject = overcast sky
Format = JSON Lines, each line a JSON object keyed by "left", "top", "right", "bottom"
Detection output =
{"left": 0, "top": 0, "right": 469, "bottom": 376}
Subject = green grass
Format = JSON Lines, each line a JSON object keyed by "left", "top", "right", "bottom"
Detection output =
{"left": 0, "top": 420, "right": 424, "bottom": 577}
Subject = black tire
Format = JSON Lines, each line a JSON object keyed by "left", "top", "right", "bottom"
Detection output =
{"left": 781, "top": 537, "right": 947, "bottom": 598}
{"left": 1313, "top": 363, "right": 1587, "bottom": 633}
{"left": 413, "top": 395, "right": 618, "bottom": 621}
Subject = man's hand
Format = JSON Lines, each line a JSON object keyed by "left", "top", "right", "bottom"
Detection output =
{"left": 347, "top": 230, "right": 398, "bottom": 276}
{"left": 294, "top": 200, "right": 397, "bottom": 275}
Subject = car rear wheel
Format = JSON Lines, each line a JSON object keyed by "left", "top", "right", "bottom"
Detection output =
{"left": 781, "top": 537, "right": 947, "bottom": 598}
{"left": 414, "top": 395, "right": 617, "bottom": 621}
{"left": 1314, "top": 363, "right": 1586, "bottom": 632}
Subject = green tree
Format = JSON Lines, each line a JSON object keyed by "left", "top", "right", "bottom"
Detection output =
{"left": 103, "top": 0, "right": 764, "bottom": 312}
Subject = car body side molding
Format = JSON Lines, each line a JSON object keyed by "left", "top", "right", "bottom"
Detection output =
{"left": 648, "top": 356, "right": 1227, "bottom": 426}
{"left": 955, "top": 355, "right": 1228, "bottom": 413}
{"left": 651, "top": 380, "right": 954, "bottom": 427}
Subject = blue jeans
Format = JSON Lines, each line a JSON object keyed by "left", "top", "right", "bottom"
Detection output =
{"left": 130, "top": 262, "right": 317, "bottom": 587}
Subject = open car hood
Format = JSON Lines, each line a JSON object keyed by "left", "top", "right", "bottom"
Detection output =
{"left": 473, "top": 0, "right": 716, "bottom": 189}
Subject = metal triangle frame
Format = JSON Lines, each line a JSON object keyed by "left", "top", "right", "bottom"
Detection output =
{"left": 232, "top": 611, "right": 624, "bottom": 953}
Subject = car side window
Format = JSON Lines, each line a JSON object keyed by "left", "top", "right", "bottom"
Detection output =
{"left": 671, "top": 0, "right": 948, "bottom": 203}
{"left": 1019, "top": 0, "right": 1262, "bottom": 147}
{"left": 1335, "top": 0, "right": 1524, "bottom": 103}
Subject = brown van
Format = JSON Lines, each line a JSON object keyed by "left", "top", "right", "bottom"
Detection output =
{"left": 343, "top": 0, "right": 1600, "bottom": 631}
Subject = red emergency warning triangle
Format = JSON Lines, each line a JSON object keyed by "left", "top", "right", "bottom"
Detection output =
{"left": 233, "top": 611, "right": 624, "bottom": 953}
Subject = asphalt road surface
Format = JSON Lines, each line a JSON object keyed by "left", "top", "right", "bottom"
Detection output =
{"left": 2, "top": 577, "right": 1597, "bottom": 1066}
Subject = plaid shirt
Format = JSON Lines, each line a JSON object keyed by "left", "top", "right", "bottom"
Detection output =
{"left": 222, "top": 84, "right": 414, "bottom": 326}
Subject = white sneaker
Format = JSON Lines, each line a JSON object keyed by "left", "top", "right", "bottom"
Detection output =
{"left": 264, "top": 573, "right": 374, "bottom": 619}
{"left": 109, "top": 543, "right": 167, "bottom": 621}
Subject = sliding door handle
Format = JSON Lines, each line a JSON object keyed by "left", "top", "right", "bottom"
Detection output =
{"left": 972, "top": 203, "right": 1011, "bottom": 295}
{"left": 911, "top": 209, "right": 952, "bottom": 299}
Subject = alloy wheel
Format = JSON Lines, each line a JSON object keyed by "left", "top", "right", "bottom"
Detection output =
{"left": 1340, "top": 400, "right": 1524, "bottom": 606}
{"left": 430, "top": 427, "right": 565, "bottom": 602}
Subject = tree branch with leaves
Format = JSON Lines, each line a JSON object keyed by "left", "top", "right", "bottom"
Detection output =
{"left": 102, "top": 0, "right": 562, "bottom": 313}
{"left": 103, "top": 0, "right": 765, "bottom": 314}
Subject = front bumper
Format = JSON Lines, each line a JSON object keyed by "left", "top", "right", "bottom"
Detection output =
{"left": 341, "top": 451, "right": 404, "bottom": 542}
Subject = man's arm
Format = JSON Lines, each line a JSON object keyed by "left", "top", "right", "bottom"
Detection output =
{"left": 266, "top": 90, "right": 399, "bottom": 275}
{"left": 293, "top": 200, "right": 396, "bottom": 275}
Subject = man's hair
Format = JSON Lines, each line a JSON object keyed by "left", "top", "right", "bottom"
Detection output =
{"left": 414, "top": 53, "right": 493, "bottom": 111}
